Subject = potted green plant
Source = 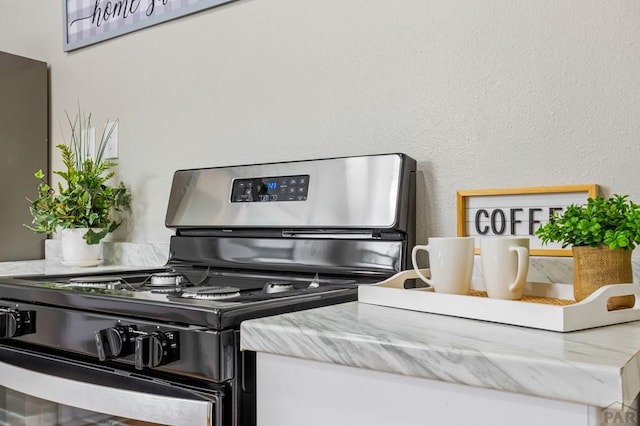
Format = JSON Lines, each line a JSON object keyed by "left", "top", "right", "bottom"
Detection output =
{"left": 26, "top": 107, "right": 131, "bottom": 266}
{"left": 536, "top": 194, "right": 640, "bottom": 310}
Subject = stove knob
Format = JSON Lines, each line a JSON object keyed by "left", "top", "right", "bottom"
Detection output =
{"left": 0, "top": 308, "right": 36, "bottom": 339}
{"left": 0, "top": 312, "right": 17, "bottom": 338}
{"left": 134, "top": 331, "right": 180, "bottom": 370}
{"left": 95, "top": 325, "right": 138, "bottom": 361}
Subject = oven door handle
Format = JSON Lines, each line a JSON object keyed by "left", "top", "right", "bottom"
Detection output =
{"left": 0, "top": 348, "right": 221, "bottom": 426}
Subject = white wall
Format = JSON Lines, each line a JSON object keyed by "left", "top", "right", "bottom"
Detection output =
{"left": 1, "top": 0, "right": 639, "bottom": 244}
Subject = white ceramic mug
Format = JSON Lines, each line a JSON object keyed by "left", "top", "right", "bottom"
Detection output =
{"left": 411, "top": 237, "right": 475, "bottom": 294}
{"left": 480, "top": 237, "right": 530, "bottom": 300}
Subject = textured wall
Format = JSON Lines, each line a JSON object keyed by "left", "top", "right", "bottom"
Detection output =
{"left": 1, "top": 0, "right": 639, "bottom": 245}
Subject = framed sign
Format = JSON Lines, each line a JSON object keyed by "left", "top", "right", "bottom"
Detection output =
{"left": 63, "top": 0, "right": 238, "bottom": 51}
{"left": 456, "top": 184, "right": 599, "bottom": 256}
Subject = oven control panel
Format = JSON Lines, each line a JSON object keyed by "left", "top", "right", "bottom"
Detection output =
{"left": 0, "top": 306, "right": 36, "bottom": 339}
{"left": 231, "top": 174, "right": 310, "bottom": 202}
{"left": 1, "top": 302, "right": 232, "bottom": 382}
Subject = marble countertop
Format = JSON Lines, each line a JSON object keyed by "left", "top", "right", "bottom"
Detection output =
{"left": 0, "top": 259, "right": 156, "bottom": 277}
{"left": 241, "top": 301, "right": 640, "bottom": 408}
{"left": 0, "top": 241, "right": 169, "bottom": 277}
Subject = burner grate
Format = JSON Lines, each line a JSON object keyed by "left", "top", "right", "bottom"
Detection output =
{"left": 67, "top": 276, "right": 126, "bottom": 290}
{"left": 179, "top": 286, "right": 242, "bottom": 300}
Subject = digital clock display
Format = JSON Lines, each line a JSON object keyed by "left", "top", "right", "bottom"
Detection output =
{"left": 231, "top": 175, "right": 310, "bottom": 203}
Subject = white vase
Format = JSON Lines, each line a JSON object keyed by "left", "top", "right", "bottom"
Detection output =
{"left": 60, "top": 228, "right": 103, "bottom": 267}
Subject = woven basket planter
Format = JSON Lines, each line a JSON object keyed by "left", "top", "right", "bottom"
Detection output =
{"left": 572, "top": 246, "right": 634, "bottom": 310}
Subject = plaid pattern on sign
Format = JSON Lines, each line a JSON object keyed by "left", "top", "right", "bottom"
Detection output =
{"left": 66, "top": 0, "right": 214, "bottom": 46}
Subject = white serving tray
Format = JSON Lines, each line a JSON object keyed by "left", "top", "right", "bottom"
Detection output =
{"left": 358, "top": 269, "right": 640, "bottom": 332}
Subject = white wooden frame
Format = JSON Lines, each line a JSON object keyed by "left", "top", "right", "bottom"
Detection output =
{"left": 456, "top": 184, "right": 599, "bottom": 257}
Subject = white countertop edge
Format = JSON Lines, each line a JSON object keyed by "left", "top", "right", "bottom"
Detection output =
{"left": 241, "top": 302, "right": 640, "bottom": 408}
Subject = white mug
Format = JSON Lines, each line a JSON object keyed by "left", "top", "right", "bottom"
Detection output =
{"left": 411, "top": 237, "right": 475, "bottom": 294}
{"left": 480, "top": 237, "right": 530, "bottom": 300}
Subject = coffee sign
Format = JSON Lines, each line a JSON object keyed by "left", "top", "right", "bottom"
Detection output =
{"left": 457, "top": 185, "right": 598, "bottom": 256}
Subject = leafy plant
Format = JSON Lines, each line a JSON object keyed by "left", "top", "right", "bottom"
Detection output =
{"left": 536, "top": 194, "right": 640, "bottom": 250}
{"left": 25, "top": 107, "right": 131, "bottom": 245}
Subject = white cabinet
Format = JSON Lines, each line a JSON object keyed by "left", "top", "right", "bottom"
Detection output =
{"left": 256, "top": 352, "right": 628, "bottom": 426}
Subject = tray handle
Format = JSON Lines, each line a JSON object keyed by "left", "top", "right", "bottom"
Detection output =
{"left": 374, "top": 269, "right": 432, "bottom": 290}
{"left": 577, "top": 283, "right": 640, "bottom": 311}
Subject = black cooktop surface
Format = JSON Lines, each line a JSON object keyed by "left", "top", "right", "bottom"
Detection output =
{"left": 0, "top": 267, "right": 377, "bottom": 329}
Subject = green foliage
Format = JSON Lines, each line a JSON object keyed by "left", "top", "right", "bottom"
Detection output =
{"left": 25, "top": 107, "right": 131, "bottom": 245}
{"left": 535, "top": 195, "right": 640, "bottom": 250}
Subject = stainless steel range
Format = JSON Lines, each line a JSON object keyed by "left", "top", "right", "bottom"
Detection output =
{"left": 0, "top": 153, "right": 416, "bottom": 426}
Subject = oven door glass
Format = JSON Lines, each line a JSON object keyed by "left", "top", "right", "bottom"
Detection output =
{"left": 0, "top": 345, "right": 222, "bottom": 426}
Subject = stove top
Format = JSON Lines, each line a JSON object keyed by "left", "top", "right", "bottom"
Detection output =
{"left": 0, "top": 267, "right": 375, "bottom": 329}
{"left": 13, "top": 267, "right": 363, "bottom": 297}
